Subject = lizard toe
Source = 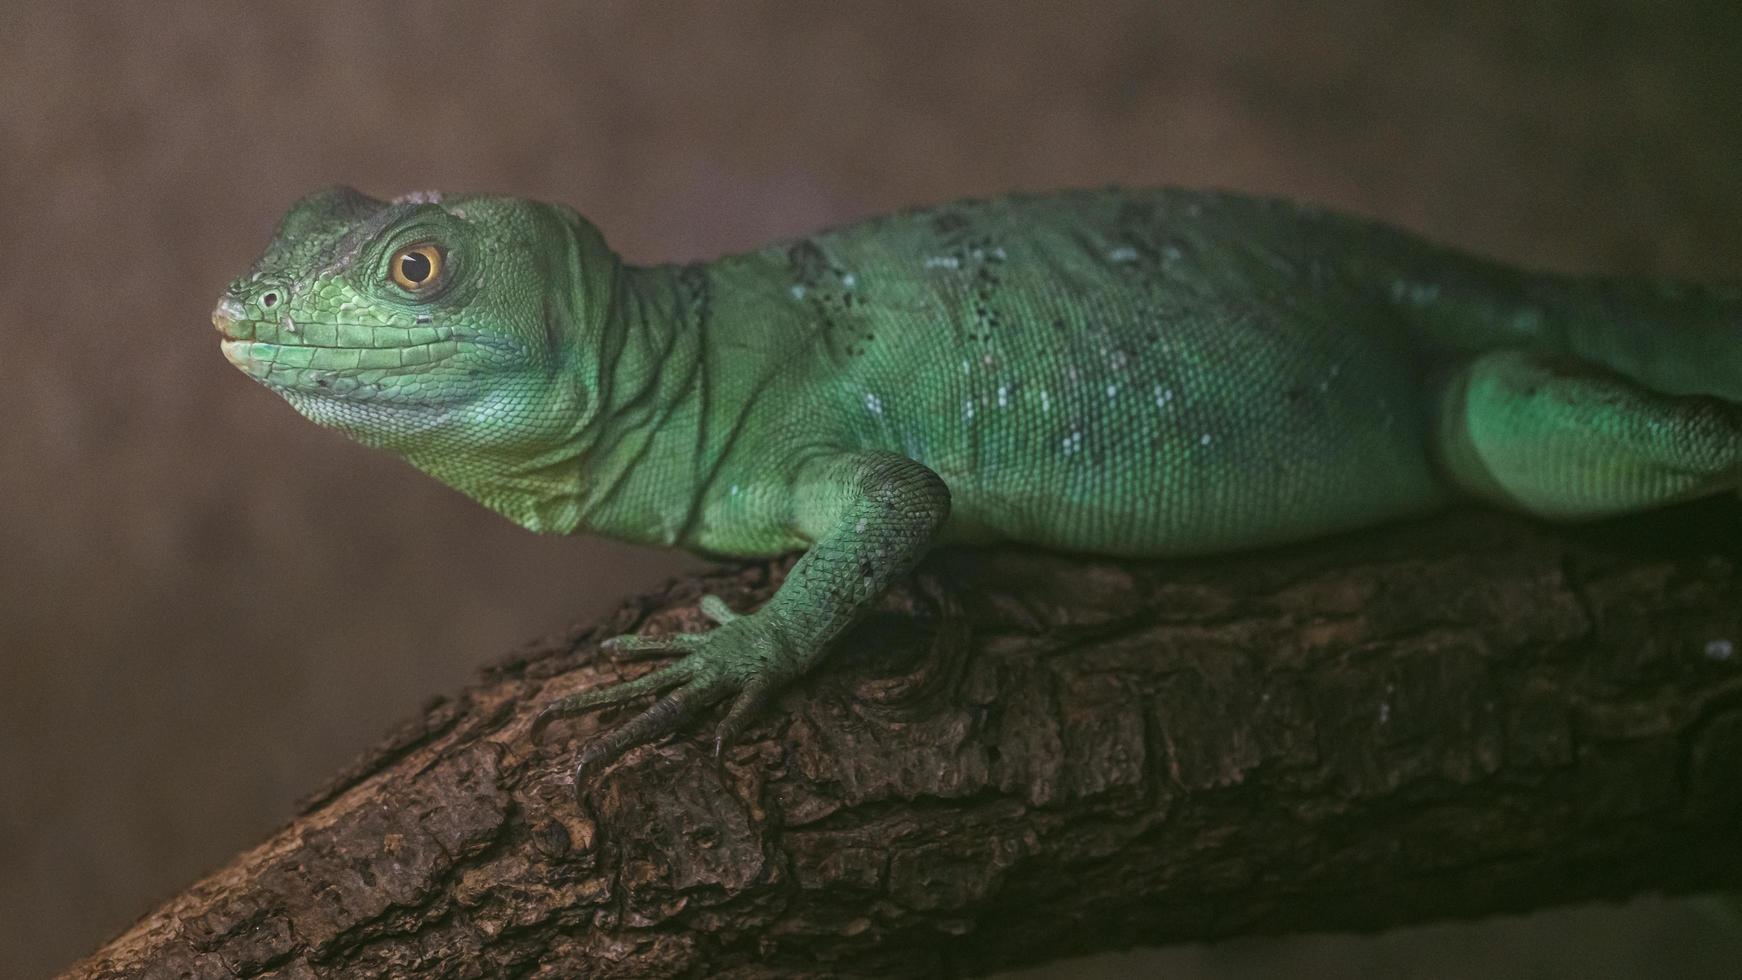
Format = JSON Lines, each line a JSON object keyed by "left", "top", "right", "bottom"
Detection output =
{"left": 600, "top": 631, "right": 706, "bottom": 660}
{"left": 531, "top": 660, "right": 694, "bottom": 742}
{"left": 712, "top": 674, "right": 781, "bottom": 758}
{"left": 569, "top": 678, "right": 730, "bottom": 799}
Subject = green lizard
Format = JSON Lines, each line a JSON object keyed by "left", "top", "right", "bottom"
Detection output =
{"left": 215, "top": 185, "right": 1742, "bottom": 793}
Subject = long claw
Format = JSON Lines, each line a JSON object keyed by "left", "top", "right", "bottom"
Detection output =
{"left": 531, "top": 661, "right": 691, "bottom": 742}
{"left": 698, "top": 595, "right": 742, "bottom": 625}
{"left": 712, "top": 675, "right": 778, "bottom": 757}
{"left": 570, "top": 681, "right": 722, "bottom": 795}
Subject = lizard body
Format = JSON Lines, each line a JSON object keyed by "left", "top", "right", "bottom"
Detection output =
{"left": 216, "top": 185, "right": 1742, "bottom": 783}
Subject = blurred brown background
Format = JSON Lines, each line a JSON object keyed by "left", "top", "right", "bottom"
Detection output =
{"left": 2, "top": 2, "right": 1740, "bottom": 977}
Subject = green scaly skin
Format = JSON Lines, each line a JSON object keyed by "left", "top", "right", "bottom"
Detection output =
{"left": 216, "top": 185, "right": 1742, "bottom": 794}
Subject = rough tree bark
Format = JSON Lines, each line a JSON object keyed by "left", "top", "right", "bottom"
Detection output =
{"left": 66, "top": 506, "right": 1742, "bottom": 979}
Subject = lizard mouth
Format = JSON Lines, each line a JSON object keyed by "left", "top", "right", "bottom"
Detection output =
{"left": 213, "top": 310, "right": 459, "bottom": 349}
{"left": 220, "top": 336, "right": 465, "bottom": 375}
{"left": 213, "top": 303, "right": 470, "bottom": 380}
{"left": 217, "top": 330, "right": 469, "bottom": 387}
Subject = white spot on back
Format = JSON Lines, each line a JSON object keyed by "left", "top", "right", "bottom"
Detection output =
{"left": 1108, "top": 246, "right": 1139, "bottom": 263}
{"left": 864, "top": 392, "right": 883, "bottom": 415}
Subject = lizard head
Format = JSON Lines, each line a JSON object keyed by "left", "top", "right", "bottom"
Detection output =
{"left": 215, "top": 187, "right": 620, "bottom": 530}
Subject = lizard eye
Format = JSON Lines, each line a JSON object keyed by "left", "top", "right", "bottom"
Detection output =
{"left": 389, "top": 244, "right": 444, "bottom": 291}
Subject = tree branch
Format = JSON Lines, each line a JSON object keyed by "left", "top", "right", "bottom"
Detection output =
{"left": 66, "top": 507, "right": 1742, "bottom": 979}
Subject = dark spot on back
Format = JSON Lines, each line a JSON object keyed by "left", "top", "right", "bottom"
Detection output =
{"left": 931, "top": 211, "right": 970, "bottom": 236}
{"left": 787, "top": 240, "right": 831, "bottom": 288}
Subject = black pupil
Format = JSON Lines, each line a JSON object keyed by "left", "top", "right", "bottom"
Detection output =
{"left": 400, "top": 251, "right": 432, "bottom": 284}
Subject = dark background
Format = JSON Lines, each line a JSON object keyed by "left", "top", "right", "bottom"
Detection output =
{"left": 2, "top": 3, "right": 1740, "bottom": 977}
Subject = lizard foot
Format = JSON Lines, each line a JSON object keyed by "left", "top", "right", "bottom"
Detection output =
{"left": 531, "top": 595, "right": 795, "bottom": 798}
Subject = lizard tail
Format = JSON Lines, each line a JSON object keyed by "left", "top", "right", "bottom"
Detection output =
{"left": 1359, "top": 239, "right": 1742, "bottom": 402}
{"left": 1514, "top": 272, "right": 1742, "bottom": 402}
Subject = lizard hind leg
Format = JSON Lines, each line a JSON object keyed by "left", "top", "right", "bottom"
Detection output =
{"left": 1433, "top": 348, "right": 1742, "bottom": 520}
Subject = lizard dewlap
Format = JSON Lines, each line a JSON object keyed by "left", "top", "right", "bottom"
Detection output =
{"left": 217, "top": 185, "right": 1742, "bottom": 790}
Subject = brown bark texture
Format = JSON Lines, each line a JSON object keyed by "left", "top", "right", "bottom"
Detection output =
{"left": 65, "top": 507, "right": 1742, "bottom": 979}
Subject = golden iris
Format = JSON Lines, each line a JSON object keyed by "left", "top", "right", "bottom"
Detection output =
{"left": 390, "top": 244, "right": 443, "bottom": 291}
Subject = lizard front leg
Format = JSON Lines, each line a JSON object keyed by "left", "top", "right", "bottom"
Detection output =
{"left": 533, "top": 450, "right": 951, "bottom": 796}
